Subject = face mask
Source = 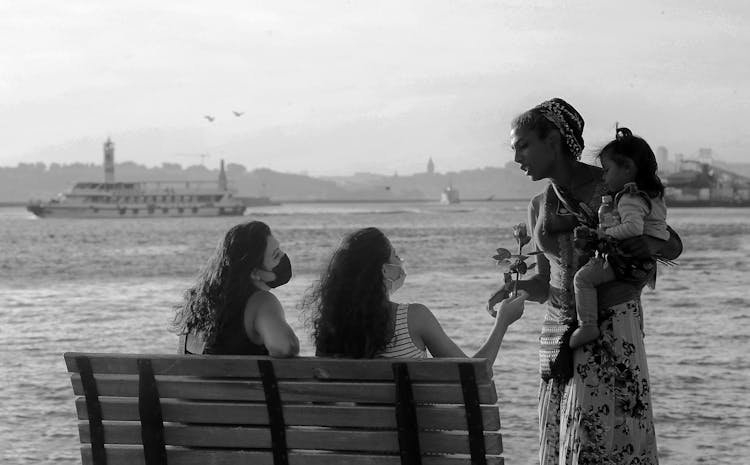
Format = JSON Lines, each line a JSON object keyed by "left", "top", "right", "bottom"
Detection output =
{"left": 383, "top": 263, "right": 406, "bottom": 294}
{"left": 267, "top": 254, "right": 292, "bottom": 288}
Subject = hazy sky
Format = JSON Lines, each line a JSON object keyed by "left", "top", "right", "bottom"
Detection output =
{"left": 1, "top": 0, "right": 748, "bottom": 175}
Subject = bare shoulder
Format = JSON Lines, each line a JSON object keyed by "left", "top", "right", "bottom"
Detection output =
{"left": 246, "top": 290, "right": 283, "bottom": 315}
{"left": 407, "top": 303, "right": 435, "bottom": 325}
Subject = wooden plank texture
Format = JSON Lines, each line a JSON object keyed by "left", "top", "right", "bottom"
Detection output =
{"left": 70, "top": 375, "right": 498, "bottom": 404}
{"left": 80, "top": 446, "right": 505, "bottom": 465}
{"left": 64, "top": 353, "right": 492, "bottom": 384}
{"left": 78, "top": 423, "right": 502, "bottom": 454}
{"left": 75, "top": 397, "right": 501, "bottom": 430}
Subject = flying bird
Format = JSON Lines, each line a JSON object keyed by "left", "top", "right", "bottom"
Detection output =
{"left": 204, "top": 115, "right": 215, "bottom": 122}
{"left": 233, "top": 111, "right": 244, "bottom": 117}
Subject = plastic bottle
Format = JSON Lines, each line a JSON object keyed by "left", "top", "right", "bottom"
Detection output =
{"left": 598, "top": 195, "right": 619, "bottom": 229}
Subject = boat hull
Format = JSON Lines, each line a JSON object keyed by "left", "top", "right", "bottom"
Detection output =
{"left": 26, "top": 204, "right": 246, "bottom": 218}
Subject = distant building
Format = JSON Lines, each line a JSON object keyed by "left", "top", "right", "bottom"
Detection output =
{"left": 427, "top": 157, "right": 435, "bottom": 175}
{"left": 698, "top": 148, "right": 713, "bottom": 164}
{"left": 656, "top": 146, "right": 671, "bottom": 174}
{"left": 656, "top": 146, "right": 668, "bottom": 165}
{"left": 218, "top": 159, "right": 228, "bottom": 191}
{"left": 103, "top": 138, "right": 115, "bottom": 183}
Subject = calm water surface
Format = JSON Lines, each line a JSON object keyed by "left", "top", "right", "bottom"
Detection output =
{"left": 1, "top": 202, "right": 749, "bottom": 464}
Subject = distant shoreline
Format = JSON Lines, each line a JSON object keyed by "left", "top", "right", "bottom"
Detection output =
{"left": 278, "top": 198, "right": 530, "bottom": 204}
{"left": 5, "top": 198, "right": 750, "bottom": 207}
{"left": 0, "top": 198, "right": 529, "bottom": 207}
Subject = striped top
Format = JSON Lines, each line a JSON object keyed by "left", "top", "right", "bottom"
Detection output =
{"left": 377, "top": 303, "right": 428, "bottom": 359}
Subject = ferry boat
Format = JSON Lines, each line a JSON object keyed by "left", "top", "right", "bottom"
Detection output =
{"left": 440, "top": 185, "right": 460, "bottom": 204}
{"left": 27, "top": 139, "right": 246, "bottom": 218}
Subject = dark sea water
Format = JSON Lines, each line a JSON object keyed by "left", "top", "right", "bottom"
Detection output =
{"left": 1, "top": 202, "right": 749, "bottom": 464}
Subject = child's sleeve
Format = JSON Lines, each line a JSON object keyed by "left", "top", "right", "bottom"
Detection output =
{"left": 604, "top": 194, "right": 649, "bottom": 240}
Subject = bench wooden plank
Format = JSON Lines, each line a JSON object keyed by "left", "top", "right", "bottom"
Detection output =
{"left": 78, "top": 423, "right": 502, "bottom": 455}
{"left": 64, "top": 353, "right": 493, "bottom": 384}
{"left": 75, "top": 397, "right": 502, "bottom": 430}
{"left": 70, "top": 375, "right": 498, "bottom": 404}
{"left": 81, "top": 446, "right": 505, "bottom": 465}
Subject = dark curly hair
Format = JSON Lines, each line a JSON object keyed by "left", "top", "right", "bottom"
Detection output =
{"left": 304, "top": 227, "right": 392, "bottom": 358}
{"left": 597, "top": 127, "right": 665, "bottom": 198}
{"left": 173, "top": 221, "right": 271, "bottom": 345}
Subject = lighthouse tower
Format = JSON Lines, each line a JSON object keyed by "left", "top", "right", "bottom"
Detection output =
{"left": 218, "top": 159, "right": 228, "bottom": 191}
{"left": 103, "top": 138, "right": 115, "bottom": 183}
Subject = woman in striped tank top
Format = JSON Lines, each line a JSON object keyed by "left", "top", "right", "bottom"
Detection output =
{"left": 305, "top": 227, "right": 527, "bottom": 364}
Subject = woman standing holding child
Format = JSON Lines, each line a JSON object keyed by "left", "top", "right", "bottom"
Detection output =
{"left": 489, "top": 98, "right": 682, "bottom": 464}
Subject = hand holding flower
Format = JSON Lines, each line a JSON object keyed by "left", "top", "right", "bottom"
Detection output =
{"left": 491, "top": 222, "right": 541, "bottom": 300}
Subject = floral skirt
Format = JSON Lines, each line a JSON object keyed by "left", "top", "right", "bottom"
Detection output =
{"left": 539, "top": 299, "right": 658, "bottom": 465}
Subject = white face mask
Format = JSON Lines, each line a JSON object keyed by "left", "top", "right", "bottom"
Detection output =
{"left": 383, "top": 263, "right": 406, "bottom": 294}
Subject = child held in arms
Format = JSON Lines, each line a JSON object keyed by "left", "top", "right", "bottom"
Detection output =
{"left": 570, "top": 127, "right": 669, "bottom": 348}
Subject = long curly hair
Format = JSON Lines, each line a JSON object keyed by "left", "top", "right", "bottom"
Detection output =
{"left": 304, "top": 227, "right": 392, "bottom": 358}
{"left": 173, "top": 221, "right": 271, "bottom": 345}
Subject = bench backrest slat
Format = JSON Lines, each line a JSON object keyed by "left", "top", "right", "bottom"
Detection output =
{"left": 75, "top": 398, "right": 502, "bottom": 430}
{"left": 65, "top": 353, "right": 505, "bottom": 465}
{"left": 70, "top": 374, "right": 498, "bottom": 404}
{"left": 81, "top": 446, "right": 506, "bottom": 465}
{"left": 78, "top": 423, "right": 502, "bottom": 455}
{"left": 64, "top": 353, "right": 493, "bottom": 383}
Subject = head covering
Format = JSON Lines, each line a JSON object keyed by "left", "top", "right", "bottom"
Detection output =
{"left": 534, "top": 98, "right": 585, "bottom": 159}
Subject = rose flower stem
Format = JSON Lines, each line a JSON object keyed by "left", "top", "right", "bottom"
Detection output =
{"left": 513, "top": 243, "right": 522, "bottom": 297}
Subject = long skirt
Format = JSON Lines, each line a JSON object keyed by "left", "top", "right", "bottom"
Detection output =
{"left": 539, "top": 298, "right": 659, "bottom": 465}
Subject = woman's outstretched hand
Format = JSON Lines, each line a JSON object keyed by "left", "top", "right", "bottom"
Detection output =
{"left": 487, "top": 285, "right": 511, "bottom": 317}
{"left": 488, "top": 281, "right": 533, "bottom": 317}
{"left": 494, "top": 290, "right": 528, "bottom": 326}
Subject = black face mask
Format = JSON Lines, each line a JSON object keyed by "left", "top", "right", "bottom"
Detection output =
{"left": 267, "top": 254, "right": 292, "bottom": 288}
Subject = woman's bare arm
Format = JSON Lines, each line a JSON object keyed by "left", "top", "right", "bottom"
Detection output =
{"left": 245, "top": 291, "right": 300, "bottom": 357}
{"left": 619, "top": 225, "right": 682, "bottom": 260}
{"left": 414, "top": 294, "right": 526, "bottom": 364}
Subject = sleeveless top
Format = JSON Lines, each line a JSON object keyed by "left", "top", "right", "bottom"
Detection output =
{"left": 377, "top": 303, "right": 428, "bottom": 359}
{"left": 203, "top": 300, "right": 269, "bottom": 356}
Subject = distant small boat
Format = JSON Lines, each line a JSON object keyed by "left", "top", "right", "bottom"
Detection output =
{"left": 440, "top": 185, "right": 460, "bottom": 204}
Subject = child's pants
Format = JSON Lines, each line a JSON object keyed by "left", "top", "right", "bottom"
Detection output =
{"left": 573, "top": 256, "right": 617, "bottom": 325}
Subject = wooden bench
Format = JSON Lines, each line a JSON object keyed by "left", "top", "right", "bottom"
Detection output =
{"left": 64, "top": 352, "right": 505, "bottom": 465}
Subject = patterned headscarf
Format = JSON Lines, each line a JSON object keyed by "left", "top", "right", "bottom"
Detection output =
{"left": 534, "top": 98, "right": 585, "bottom": 159}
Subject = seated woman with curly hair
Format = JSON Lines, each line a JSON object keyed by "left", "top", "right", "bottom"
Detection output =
{"left": 173, "top": 221, "right": 299, "bottom": 357}
{"left": 303, "top": 227, "right": 526, "bottom": 362}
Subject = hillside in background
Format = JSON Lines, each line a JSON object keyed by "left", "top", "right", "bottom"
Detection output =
{"left": 5, "top": 159, "right": 750, "bottom": 205}
{"left": 0, "top": 161, "right": 543, "bottom": 203}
